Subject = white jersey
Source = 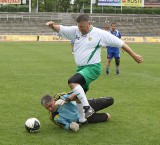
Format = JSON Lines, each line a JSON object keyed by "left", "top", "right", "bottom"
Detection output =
{"left": 58, "top": 26, "right": 124, "bottom": 66}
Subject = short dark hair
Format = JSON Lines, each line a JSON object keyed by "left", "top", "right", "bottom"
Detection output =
{"left": 76, "top": 14, "right": 91, "bottom": 23}
{"left": 111, "top": 22, "right": 116, "bottom": 26}
{"left": 41, "top": 95, "right": 53, "bottom": 106}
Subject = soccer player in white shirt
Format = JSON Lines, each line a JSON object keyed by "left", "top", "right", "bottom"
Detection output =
{"left": 46, "top": 14, "right": 143, "bottom": 123}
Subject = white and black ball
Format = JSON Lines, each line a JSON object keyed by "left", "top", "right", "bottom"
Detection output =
{"left": 25, "top": 118, "right": 40, "bottom": 132}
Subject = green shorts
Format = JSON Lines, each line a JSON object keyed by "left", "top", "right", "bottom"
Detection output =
{"left": 76, "top": 63, "right": 102, "bottom": 92}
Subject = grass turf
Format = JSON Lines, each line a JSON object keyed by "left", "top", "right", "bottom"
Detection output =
{"left": 0, "top": 42, "right": 159, "bottom": 145}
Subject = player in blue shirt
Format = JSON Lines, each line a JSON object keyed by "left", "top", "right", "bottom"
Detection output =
{"left": 106, "top": 23, "right": 122, "bottom": 75}
{"left": 41, "top": 92, "right": 114, "bottom": 131}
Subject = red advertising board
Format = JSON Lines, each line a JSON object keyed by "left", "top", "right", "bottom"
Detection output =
{"left": 0, "top": 0, "right": 21, "bottom": 4}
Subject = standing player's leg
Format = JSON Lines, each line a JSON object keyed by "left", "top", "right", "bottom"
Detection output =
{"left": 68, "top": 73, "right": 94, "bottom": 120}
{"left": 115, "top": 58, "right": 120, "bottom": 75}
{"left": 106, "top": 48, "right": 113, "bottom": 75}
{"left": 68, "top": 64, "right": 102, "bottom": 119}
{"left": 114, "top": 48, "right": 120, "bottom": 75}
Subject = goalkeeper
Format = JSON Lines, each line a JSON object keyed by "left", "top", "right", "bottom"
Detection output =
{"left": 41, "top": 92, "right": 114, "bottom": 131}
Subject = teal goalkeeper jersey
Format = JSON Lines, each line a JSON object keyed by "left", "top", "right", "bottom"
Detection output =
{"left": 49, "top": 92, "right": 79, "bottom": 130}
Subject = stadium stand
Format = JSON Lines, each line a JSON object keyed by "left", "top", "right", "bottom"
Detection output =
{"left": 0, "top": 12, "right": 62, "bottom": 35}
{"left": 72, "top": 13, "right": 160, "bottom": 36}
{"left": 0, "top": 12, "right": 159, "bottom": 36}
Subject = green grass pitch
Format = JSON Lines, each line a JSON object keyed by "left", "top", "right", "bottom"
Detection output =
{"left": 0, "top": 42, "right": 160, "bottom": 145}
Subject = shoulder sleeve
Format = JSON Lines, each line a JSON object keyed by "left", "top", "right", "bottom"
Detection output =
{"left": 100, "top": 30, "right": 124, "bottom": 48}
{"left": 58, "top": 25, "right": 77, "bottom": 40}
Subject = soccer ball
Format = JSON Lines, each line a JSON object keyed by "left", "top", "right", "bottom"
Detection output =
{"left": 25, "top": 118, "right": 40, "bottom": 132}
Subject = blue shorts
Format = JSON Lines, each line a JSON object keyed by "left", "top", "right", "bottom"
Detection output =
{"left": 107, "top": 47, "right": 120, "bottom": 59}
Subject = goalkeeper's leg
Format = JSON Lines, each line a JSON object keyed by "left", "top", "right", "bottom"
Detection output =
{"left": 87, "top": 113, "right": 111, "bottom": 123}
{"left": 88, "top": 97, "right": 114, "bottom": 112}
{"left": 86, "top": 97, "right": 113, "bottom": 123}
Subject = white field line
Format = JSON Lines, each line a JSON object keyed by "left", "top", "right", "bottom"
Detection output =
{"left": 133, "top": 73, "right": 160, "bottom": 81}
{"left": 14, "top": 73, "right": 71, "bottom": 76}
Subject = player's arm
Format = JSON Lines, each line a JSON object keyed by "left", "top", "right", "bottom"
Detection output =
{"left": 103, "top": 33, "right": 143, "bottom": 63}
{"left": 60, "top": 121, "right": 79, "bottom": 131}
{"left": 120, "top": 46, "right": 124, "bottom": 54}
{"left": 69, "top": 122, "right": 79, "bottom": 131}
{"left": 53, "top": 116, "right": 79, "bottom": 131}
{"left": 122, "top": 43, "right": 143, "bottom": 63}
{"left": 46, "top": 21, "right": 60, "bottom": 32}
{"left": 46, "top": 22, "right": 76, "bottom": 41}
{"left": 55, "top": 93, "right": 79, "bottom": 106}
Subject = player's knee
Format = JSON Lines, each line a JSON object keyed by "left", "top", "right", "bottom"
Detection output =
{"left": 68, "top": 73, "right": 86, "bottom": 86}
{"left": 115, "top": 58, "right": 120, "bottom": 66}
{"left": 68, "top": 77, "right": 74, "bottom": 84}
{"left": 104, "top": 97, "right": 114, "bottom": 106}
{"left": 68, "top": 74, "right": 80, "bottom": 84}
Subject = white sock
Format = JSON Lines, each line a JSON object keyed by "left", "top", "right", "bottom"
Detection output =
{"left": 77, "top": 103, "right": 87, "bottom": 123}
{"left": 72, "top": 85, "right": 89, "bottom": 106}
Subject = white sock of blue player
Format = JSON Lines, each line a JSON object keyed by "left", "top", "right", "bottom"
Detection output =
{"left": 76, "top": 103, "right": 87, "bottom": 123}
{"left": 72, "top": 85, "right": 90, "bottom": 107}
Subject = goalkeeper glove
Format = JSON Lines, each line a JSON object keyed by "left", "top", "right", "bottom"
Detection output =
{"left": 55, "top": 98, "right": 71, "bottom": 106}
{"left": 69, "top": 122, "right": 79, "bottom": 131}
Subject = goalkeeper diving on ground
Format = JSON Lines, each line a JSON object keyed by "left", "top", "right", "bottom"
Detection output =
{"left": 41, "top": 92, "right": 114, "bottom": 131}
